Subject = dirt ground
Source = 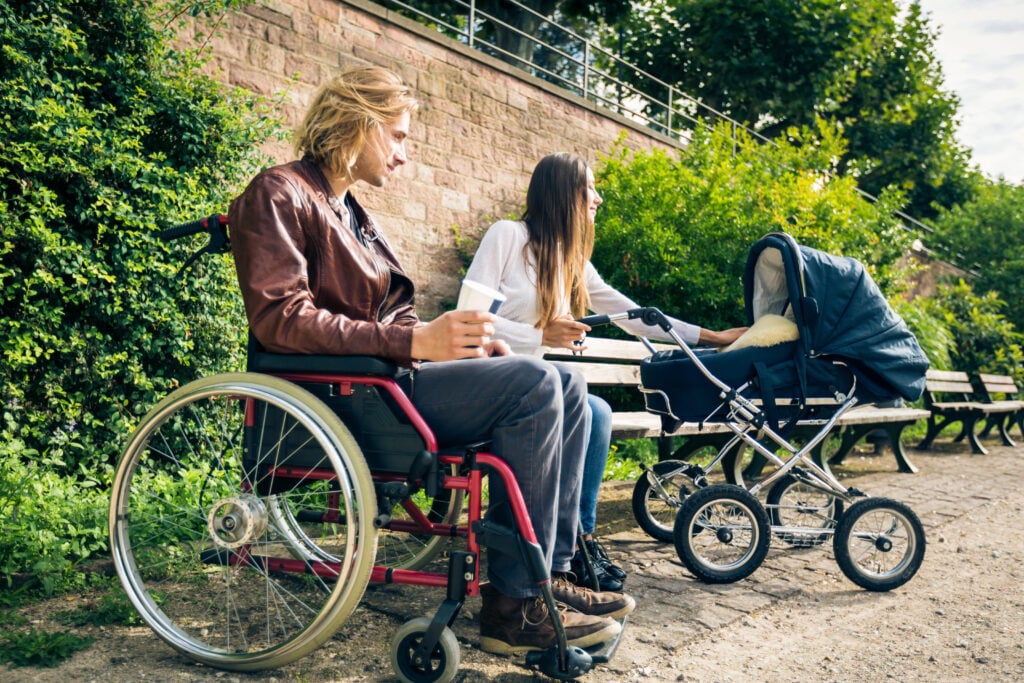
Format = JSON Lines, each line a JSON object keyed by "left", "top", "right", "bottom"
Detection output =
{"left": 6, "top": 443, "right": 1024, "bottom": 683}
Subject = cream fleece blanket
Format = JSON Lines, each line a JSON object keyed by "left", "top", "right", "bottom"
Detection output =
{"left": 720, "top": 314, "right": 800, "bottom": 353}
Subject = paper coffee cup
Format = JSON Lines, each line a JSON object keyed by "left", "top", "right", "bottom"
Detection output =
{"left": 457, "top": 279, "right": 506, "bottom": 313}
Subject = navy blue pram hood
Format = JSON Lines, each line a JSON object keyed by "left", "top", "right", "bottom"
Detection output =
{"left": 745, "top": 233, "right": 929, "bottom": 402}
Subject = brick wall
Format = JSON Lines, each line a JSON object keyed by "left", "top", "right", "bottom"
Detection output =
{"left": 180, "top": 0, "right": 680, "bottom": 314}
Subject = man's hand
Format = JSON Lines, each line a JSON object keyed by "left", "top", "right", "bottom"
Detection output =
{"left": 541, "top": 315, "right": 591, "bottom": 350}
{"left": 411, "top": 310, "right": 501, "bottom": 361}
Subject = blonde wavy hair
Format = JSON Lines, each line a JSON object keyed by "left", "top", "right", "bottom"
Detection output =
{"left": 522, "top": 152, "right": 594, "bottom": 327}
{"left": 294, "top": 66, "right": 418, "bottom": 178}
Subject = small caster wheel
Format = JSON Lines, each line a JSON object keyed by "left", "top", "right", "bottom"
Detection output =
{"left": 390, "top": 616, "right": 460, "bottom": 683}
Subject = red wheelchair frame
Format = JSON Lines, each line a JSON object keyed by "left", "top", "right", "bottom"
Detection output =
{"left": 108, "top": 214, "right": 617, "bottom": 682}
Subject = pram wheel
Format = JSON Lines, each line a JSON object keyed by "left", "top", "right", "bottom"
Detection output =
{"left": 389, "top": 617, "right": 460, "bottom": 683}
{"left": 766, "top": 474, "right": 844, "bottom": 547}
{"left": 109, "top": 373, "right": 377, "bottom": 670}
{"left": 673, "top": 484, "right": 771, "bottom": 583}
{"left": 833, "top": 497, "right": 926, "bottom": 591}
{"left": 631, "top": 460, "right": 694, "bottom": 542}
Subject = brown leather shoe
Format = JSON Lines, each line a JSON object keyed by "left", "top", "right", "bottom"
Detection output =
{"left": 551, "top": 573, "right": 636, "bottom": 620}
{"left": 478, "top": 583, "right": 621, "bottom": 655}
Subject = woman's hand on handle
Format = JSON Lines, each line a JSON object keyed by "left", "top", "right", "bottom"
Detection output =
{"left": 541, "top": 315, "right": 592, "bottom": 350}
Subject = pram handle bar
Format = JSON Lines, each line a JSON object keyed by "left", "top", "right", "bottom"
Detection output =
{"left": 577, "top": 307, "right": 673, "bottom": 333}
{"left": 577, "top": 307, "right": 680, "bottom": 355}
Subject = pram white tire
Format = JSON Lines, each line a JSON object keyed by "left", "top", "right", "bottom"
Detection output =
{"left": 833, "top": 497, "right": 926, "bottom": 591}
{"left": 109, "top": 373, "right": 378, "bottom": 670}
{"left": 766, "top": 474, "right": 844, "bottom": 547}
{"left": 631, "top": 460, "right": 694, "bottom": 543}
{"left": 390, "top": 616, "right": 460, "bottom": 683}
{"left": 673, "top": 484, "right": 771, "bottom": 583}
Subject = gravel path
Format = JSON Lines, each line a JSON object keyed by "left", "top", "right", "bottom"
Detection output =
{"left": 9, "top": 439, "right": 1024, "bottom": 682}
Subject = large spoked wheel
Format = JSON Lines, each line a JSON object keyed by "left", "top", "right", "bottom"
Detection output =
{"left": 376, "top": 471, "right": 465, "bottom": 571}
{"left": 389, "top": 617, "right": 460, "bottom": 683}
{"left": 631, "top": 460, "right": 694, "bottom": 542}
{"left": 766, "top": 474, "right": 844, "bottom": 547}
{"left": 833, "top": 497, "right": 926, "bottom": 591}
{"left": 109, "top": 373, "right": 378, "bottom": 671}
{"left": 673, "top": 484, "right": 771, "bottom": 584}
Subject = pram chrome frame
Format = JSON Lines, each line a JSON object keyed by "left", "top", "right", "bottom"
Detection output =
{"left": 583, "top": 306, "right": 926, "bottom": 591}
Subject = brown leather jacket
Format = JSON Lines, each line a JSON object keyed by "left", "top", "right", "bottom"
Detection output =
{"left": 229, "top": 158, "right": 418, "bottom": 364}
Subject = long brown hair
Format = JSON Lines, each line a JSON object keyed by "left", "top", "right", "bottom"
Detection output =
{"left": 522, "top": 152, "right": 594, "bottom": 327}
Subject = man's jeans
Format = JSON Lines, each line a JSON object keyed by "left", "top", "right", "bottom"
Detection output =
{"left": 402, "top": 355, "right": 589, "bottom": 598}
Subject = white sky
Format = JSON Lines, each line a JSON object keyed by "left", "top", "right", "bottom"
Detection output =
{"left": 919, "top": 0, "right": 1024, "bottom": 184}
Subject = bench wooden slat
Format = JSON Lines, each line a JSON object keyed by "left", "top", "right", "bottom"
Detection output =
{"left": 544, "top": 336, "right": 673, "bottom": 362}
{"left": 560, "top": 362, "right": 641, "bottom": 386}
{"left": 834, "top": 406, "right": 930, "bottom": 426}
{"left": 926, "top": 380, "right": 975, "bottom": 394}
{"left": 609, "top": 411, "right": 737, "bottom": 440}
{"left": 926, "top": 369, "right": 971, "bottom": 383}
{"left": 978, "top": 374, "right": 1021, "bottom": 399}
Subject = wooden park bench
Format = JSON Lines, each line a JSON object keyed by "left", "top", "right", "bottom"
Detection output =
{"left": 917, "top": 369, "right": 1024, "bottom": 455}
{"left": 545, "top": 337, "right": 930, "bottom": 476}
{"left": 973, "top": 373, "right": 1024, "bottom": 446}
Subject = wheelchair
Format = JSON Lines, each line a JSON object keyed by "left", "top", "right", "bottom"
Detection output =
{"left": 108, "top": 215, "right": 622, "bottom": 681}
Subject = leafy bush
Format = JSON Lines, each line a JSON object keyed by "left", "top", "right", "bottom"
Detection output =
{"left": 0, "top": 439, "right": 109, "bottom": 591}
{"left": 0, "top": 0, "right": 281, "bottom": 588}
{"left": 927, "top": 179, "right": 1024, "bottom": 333}
{"left": 930, "top": 280, "right": 1023, "bottom": 381}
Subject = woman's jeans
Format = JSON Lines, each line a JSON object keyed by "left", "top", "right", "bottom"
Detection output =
{"left": 579, "top": 393, "right": 613, "bottom": 536}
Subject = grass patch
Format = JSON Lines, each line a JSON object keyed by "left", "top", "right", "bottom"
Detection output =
{"left": 56, "top": 590, "right": 143, "bottom": 627}
{"left": 604, "top": 438, "right": 659, "bottom": 481}
{"left": 1, "top": 628, "right": 95, "bottom": 668}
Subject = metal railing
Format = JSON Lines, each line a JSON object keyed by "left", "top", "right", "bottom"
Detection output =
{"left": 377, "top": 0, "right": 938, "bottom": 241}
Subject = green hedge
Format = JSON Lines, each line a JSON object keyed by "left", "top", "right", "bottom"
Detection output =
{"left": 593, "top": 122, "right": 918, "bottom": 333}
{"left": 0, "top": 0, "right": 280, "bottom": 588}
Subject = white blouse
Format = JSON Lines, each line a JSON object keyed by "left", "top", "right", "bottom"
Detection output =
{"left": 464, "top": 219, "right": 701, "bottom": 355}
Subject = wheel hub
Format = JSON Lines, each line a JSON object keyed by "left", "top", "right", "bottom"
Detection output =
{"left": 875, "top": 536, "right": 893, "bottom": 552}
{"left": 716, "top": 527, "right": 734, "bottom": 543}
{"left": 208, "top": 495, "right": 269, "bottom": 548}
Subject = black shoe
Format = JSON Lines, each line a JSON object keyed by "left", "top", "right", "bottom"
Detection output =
{"left": 585, "top": 538, "right": 627, "bottom": 582}
{"left": 570, "top": 547, "right": 623, "bottom": 592}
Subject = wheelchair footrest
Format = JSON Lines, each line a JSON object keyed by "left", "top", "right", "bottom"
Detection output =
{"left": 585, "top": 614, "right": 628, "bottom": 664}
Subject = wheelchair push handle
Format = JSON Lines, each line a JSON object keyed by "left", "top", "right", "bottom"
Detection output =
{"left": 162, "top": 214, "right": 229, "bottom": 244}
{"left": 162, "top": 214, "right": 230, "bottom": 278}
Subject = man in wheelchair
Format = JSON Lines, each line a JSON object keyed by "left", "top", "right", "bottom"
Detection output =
{"left": 228, "top": 65, "right": 634, "bottom": 656}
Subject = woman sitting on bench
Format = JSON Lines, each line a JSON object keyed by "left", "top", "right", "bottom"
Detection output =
{"left": 465, "top": 151, "right": 746, "bottom": 590}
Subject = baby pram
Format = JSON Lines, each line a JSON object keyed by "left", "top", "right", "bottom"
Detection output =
{"left": 584, "top": 232, "right": 929, "bottom": 591}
